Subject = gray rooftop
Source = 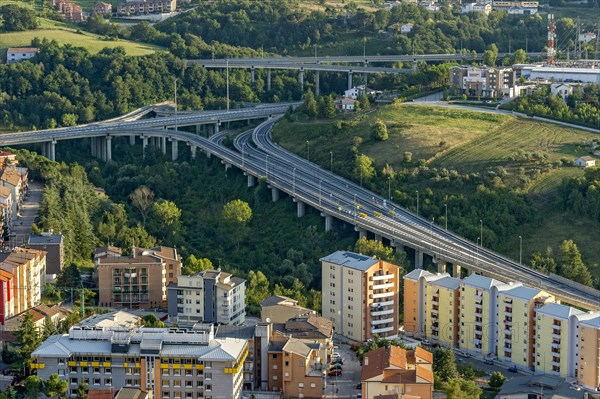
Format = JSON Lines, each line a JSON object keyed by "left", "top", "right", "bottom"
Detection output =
{"left": 461, "top": 274, "right": 501, "bottom": 290}
{"left": 429, "top": 276, "right": 460, "bottom": 290}
{"left": 403, "top": 269, "right": 434, "bottom": 281}
{"left": 537, "top": 303, "right": 584, "bottom": 320}
{"left": 320, "top": 250, "right": 378, "bottom": 271}
{"left": 497, "top": 374, "right": 585, "bottom": 399}
{"left": 503, "top": 285, "right": 545, "bottom": 301}
{"left": 578, "top": 312, "right": 600, "bottom": 329}
{"left": 215, "top": 324, "right": 255, "bottom": 340}
{"left": 28, "top": 233, "right": 63, "bottom": 245}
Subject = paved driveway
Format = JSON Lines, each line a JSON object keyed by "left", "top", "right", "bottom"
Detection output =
{"left": 6, "top": 180, "right": 43, "bottom": 248}
{"left": 323, "top": 344, "right": 362, "bottom": 399}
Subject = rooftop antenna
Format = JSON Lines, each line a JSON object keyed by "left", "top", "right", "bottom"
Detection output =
{"left": 547, "top": 14, "right": 556, "bottom": 65}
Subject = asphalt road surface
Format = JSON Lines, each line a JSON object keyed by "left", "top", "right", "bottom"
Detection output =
{"left": 9, "top": 180, "right": 43, "bottom": 246}
{"left": 323, "top": 344, "right": 362, "bottom": 399}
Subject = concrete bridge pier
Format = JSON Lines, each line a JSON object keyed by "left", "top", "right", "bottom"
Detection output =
{"left": 348, "top": 71, "right": 353, "bottom": 90}
{"left": 251, "top": 67, "right": 255, "bottom": 83}
{"left": 49, "top": 140, "right": 56, "bottom": 162}
{"left": 161, "top": 137, "right": 167, "bottom": 155}
{"left": 437, "top": 261, "right": 447, "bottom": 274}
{"left": 271, "top": 187, "right": 279, "bottom": 202}
{"left": 315, "top": 71, "right": 320, "bottom": 96}
{"left": 299, "top": 68, "right": 304, "bottom": 89}
{"left": 413, "top": 60, "right": 418, "bottom": 71}
{"left": 453, "top": 264, "right": 462, "bottom": 278}
{"left": 374, "top": 234, "right": 382, "bottom": 242}
{"left": 296, "top": 200, "right": 305, "bottom": 218}
{"left": 247, "top": 174, "right": 256, "bottom": 187}
{"left": 190, "top": 145, "right": 197, "bottom": 159}
{"left": 415, "top": 250, "right": 424, "bottom": 269}
{"left": 105, "top": 136, "right": 112, "bottom": 161}
{"left": 324, "top": 214, "right": 333, "bottom": 232}
{"left": 267, "top": 70, "right": 272, "bottom": 91}
{"left": 90, "top": 138, "right": 96, "bottom": 158}
{"left": 142, "top": 136, "right": 148, "bottom": 158}
{"left": 363, "top": 62, "right": 368, "bottom": 84}
{"left": 355, "top": 226, "right": 367, "bottom": 239}
{"left": 129, "top": 135, "right": 135, "bottom": 145}
{"left": 171, "top": 138, "right": 178, "bottom": 161}
{"left": 99, "top": 137, "right": 106, "bottom": 162}
{"left": 214, "top": 123, "right": 220, "bottom": 134}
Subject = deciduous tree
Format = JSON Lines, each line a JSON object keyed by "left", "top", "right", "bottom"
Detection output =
{"left": 130, "top": 186, "right": 155, "bottom": 226}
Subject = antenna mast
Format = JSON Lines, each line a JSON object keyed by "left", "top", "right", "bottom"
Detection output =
{"left": 547, "top": 14, "right": 556, "bottom": 65}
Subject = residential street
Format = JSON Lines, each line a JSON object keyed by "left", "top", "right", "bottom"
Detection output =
{"left": 7, "top": 180, "right": 43, "bottom": 247}
{"left": 323, "top": 344, "right": 362, "bottom": 399}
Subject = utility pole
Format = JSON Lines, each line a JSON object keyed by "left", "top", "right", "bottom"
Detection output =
{"left": 226, "top": 59, "right": 230, "bottom": 112}
{"left": 174, "top": 78, "right": 178, "bottom": 130}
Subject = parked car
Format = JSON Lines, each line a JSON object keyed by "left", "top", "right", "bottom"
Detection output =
{"left": 508, "top": 366, "right": 518, "bottom": 373}
{"left": 332, "top": 358, "right": 344, "bottom": 365}
{"left": 329, "top": 364, "right": 342, "bottom": 371}
{"left": 484, "top": 358, "right": 494, "bottom": 365}
{"left": 356, "top": 383, "right": 362, "bottom": 389}
{"left": 456, "top": 350, "right": 472, "bottom": 358}
{"left": 328, "top": 369, "right": 342, "bottom": 377}
{"left": 332, "top": 352, "right": 341, "bottom": 358}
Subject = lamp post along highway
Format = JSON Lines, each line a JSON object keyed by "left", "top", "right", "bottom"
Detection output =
{"left": 444, "top": 203, "right": 448, "bottom": 231}
{"left": 174, "top": 78, "right": 178, "bottom": 131}
{"left": 416, "top": 190, "right": 419, "bottom": 217}
{"left": 480, "top": 219, "right": 483, "bottom": 248}
{"left": 519, "top": 235, "right": 523, "bottom": 265}
{"left": 330, "top": 151, "right": 333, "bottom": 172}
{"left": 306, "top": 140, "right": 310, "bottom": 161}
{"left": 293, "top": 167, "right": 297, "bottom": 194}
{"left": 226, "top": 59, "right": 230, "bottom": 112}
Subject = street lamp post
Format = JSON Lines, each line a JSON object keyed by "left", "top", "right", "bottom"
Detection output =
{"left": 388, "top": 177, "right": 391, "bottom": 201}
{"left": 226, "top": 59, "right": 230, "bottom": 112}
{"left": 479, "top": 219, "right": 483, "bottom": 247}
{"left": 319, "top": 180, "right": 322, "bottom": 207}
{"left": 444, "top": 203, "right": 448, "bottom": 231}
{"left": 293, "top": 167, "right": 297, "bottom": 194}
{"left": 265, "top": 155, "right": 269, "bottom": 178}
{"left": 519, "top": 235, "right": 523, "bottom": 264}
{"left": 173, "top": 78, "right": 178, "bottom": 131}
{"left": 330, "top": 151, "right": 333, "bottom": 172}
{"left": 306, "top": 140, "right": 310, "bottom": 161}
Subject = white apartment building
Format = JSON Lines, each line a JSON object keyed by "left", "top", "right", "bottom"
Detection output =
{"left": 168, "top": 269, "right": 246, "bottom": 326}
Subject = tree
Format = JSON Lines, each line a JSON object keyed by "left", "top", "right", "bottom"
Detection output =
{"left": 354, "top": 153, "right": 376, "bottom": 182}
{"left": 246, "top": 270, "right": 270, "bottom": 315}
{"left": 461, "top": 363, "right": 475, "bottom": 380}
{"left": 42, "top": 316, "right": 58, "bottom": 340}
{"left": 24, "top": 376, "right": 43, "bottom": 399}
{"left": 354, "top": 237, "right": 405, "bottom": 267}
{"left": 323, "top": 95, "right": 336, "bottom": 119}
{"left": 512, "top": 49, "right": 527, "bottom": 64}
{"left": 372, "top": 120, "right": 388, "bottom": 141}
{"left": 529, "top": 247, "right": 556, "bottom": 273}
{"left": 0, "top": 4, "right": 38, "bottom": 32}
{"left": 222, "top": 199, "right": 252, "bottom": 225}
{"left": 44, "top": 374, "right": 67, "bottom": 399}
{"left": 483, "top": 44, "right": 498, "bottom": 66}
{"left": 151, "top": 199, "right": 181, "bottom": 239}
{"left": 445, "top": 378, "right": 482, "bottom": 399}
{"left": 557, "top": 240, "right": 593, "bottom": 286}
{"left": 303, "top": 89, "right": 318, "bottom": 117}
{"left": 129, "top": 186, "right": 155, "bottom": 226}
{"left": 14, "top": 311, "right": 41, "bottom": 374}
{"left": 75, "top": 383, "right": 88, "bottom": 399}
{"left": 488, "top": 371, "right": 506, "bottom": 391}
{"left": 358, "top": 94, "right": 370, "bottom": 110}
{"left": 142, "top": 314, "right": 165, "bottom": 328}
{"left": 182, "top": 255, "right": 213, "bottom": 274}
{"left": 403, "top": 151, "right": 413, "bottom": 164}
{"left": 433, "top": 347, "right": 458, "bottom": 382}
{"left": 56, "top": 264, "right": 82, "bottom": 296}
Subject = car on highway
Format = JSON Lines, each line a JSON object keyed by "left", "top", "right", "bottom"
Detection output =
{"left": 328, "top": 369, "right": 342, "bottom": 377}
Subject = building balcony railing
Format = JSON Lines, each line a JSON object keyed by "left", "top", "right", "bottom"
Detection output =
{"left": 474, "top": 320, "right": 483, "bottom": 326}
{"left": 371, "top": 309, "right": 394, "bottom": 317}
{"left": 551, "top": 361, "right": 561, "bottom": 367}
{"left": 371, "top": 325, "right": 394, "bottom": 334}
{"left": 475, "top": 294, "right": 483, "bottom": 301}
{"left": 372, "top": 274, "right": 394, "bottom": 281}
{"left": 372, "top": 317, "right": 395, "bottom": 326}
{"left": 372, "top": 291, "right": 395, "bottom": 299}
{"left": 372, "top": 282, "right": 395, "bottom": 290}
{"left": 431, "top": 308, "right": 439, "bottom": 315}
{"left": 551, "top": 333, "right": 561, "bottom": 340}
{"left": 475, "top": 301, "right": 482, "bottom": 308}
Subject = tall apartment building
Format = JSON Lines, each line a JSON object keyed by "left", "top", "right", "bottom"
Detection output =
{"left": 458, "top": 274, "right": 506, "bottom": 356}
{"left": 534, "top": 303, "right": 583, "bottom": 377}
{"left": 0, "top": 247, "right": 46, "bottom": 323}
{"left": 321, "top": 251, "right": 402, "bottom": 342}
{"left": 96, "top": 246, "right": 181, "bottom": 309}
{"left": 32, "top": 319, "right": 247, "bottom": 399}
{"left": 28, "top": 232, "right": 64, "bottom": 276}
{"left": 577, "top": 312, "right": 600, "bottom": 391}
{"left": 449, "top": 66, "right": 517, "bottom": 98}
{"left": 167, "top": 269, "right": 246, "bottom": 326}
{"left": 403, "top": 269, "right": 435, "bottom": 336}
{"left": 424, "top": 274, "right": 460, "bottom": 347}
{"left": 497, "top": 284, "right": 554, "bottom": 371}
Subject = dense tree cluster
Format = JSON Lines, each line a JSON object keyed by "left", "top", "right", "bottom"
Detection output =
{"left": 559, "top": 167, "right": 600, "bottom": 223}
{"left": 508, "top": 84, "right": 600, "bottom": 128}
{"left": 0, "top": 4, "right": 38, "bottom": 32}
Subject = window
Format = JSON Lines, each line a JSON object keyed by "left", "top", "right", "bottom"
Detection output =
{"left": 272, "top": 354, "right": 277, "bottom": 359}
{"left": 94, "top": 378, "right": 101, "bottom": 385}
{"left": 272, "top": 376, "right": 278, "bottom": 380}
{"left": 105, "top": 368, "right": 111, "bottom": 374}
{"left": 272, "top": 365, "right": 278, "bottom": 370}
{"left": 70, "top": 378, "right": 78, "bottom": 385}
{"left": 310, "top": 383, "right": 316, "bottom": 388}
{"left": 285, "top": 361, "right": 289, "bottom": 366}
{"left": 105, "top": 378, "right": 112, "bottom": 386}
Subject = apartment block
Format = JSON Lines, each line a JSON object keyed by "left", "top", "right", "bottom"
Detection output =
{"left": 361, "top": 346, "right": 434, "bottom": 399}
{"left": 0, "top": 166, "right": 25, "bottom": 219}
{"left": 267, "top": 334, "right": 324, "bottom": 398}
{"left": 459, "top": 274, "right": 506, "bottom": 356}
{"left": 32, "top": 316, "right": 247, "bottom": 399}
{"left": 534, "top": 303, "right": 583, "bottom": 377}
{"left": 117, "top": 0, "right": 176, "bottom": 15}
{"left": 95, "top": 246, "right": 181, "bottom": 309}
{"left": 577, "top": 312, "right": 600, "bottom": 391}
{"left": 449, "top": 66, "right": 517, "bottom": 98}
{"left": 403, "top": 269, "right": 435, "bottom": 336}
{"left": 167, "top": 269, "right": 246, "bottom": 326}
{"left": 0, "top": 247, "right": 46, "bottom": 322}
{"left": 425, "top": 274, "right": 460, "bottom": 347}
{"left": 0, "top": 186, "right": 13, "bottom": 234}
{"left": 497, "top": 284, "right": 554, "bottom": 371}
{"left": 321, "top": 251, "right": 402, "bottom": 342}
{"left": 28, "top": 232, "right": 64, "bottom": 276}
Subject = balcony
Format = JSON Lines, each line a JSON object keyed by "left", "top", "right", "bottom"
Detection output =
{"left": 373, "top": 282, "right": 395, "bottom": 290}
{"left": 475, "top": 301, "right": 482, "bottom": 308}
{"left": 431, "top": 308, "right": 439, "bottom": 315}
{"left": 503, "top": 347, "right": 512, "bottom": 353}
{"left": 551, "top": 342, "right": 560, "bottom": 349}
{"left": 372, "top": 317, "right": 395, "bottom": 325}
{"left": 504, "top": 338, "right": 512, "bottom": 344}
{"left": 432, "top": 325, "right": 439, "bottom": 332}
{"left": 371, "top": 309, "right": 394, "bottom": 317}
{"left": 474, "top": 320, "right": 483, "bottom": 327}
{"left": 551, "top": 360, "right": 561, "bottom": 367}
{"left": 372, "top": 291, "right": 395, "bottom": 299}
{"left": 371, "top": 325, "right": 395, "bottom": 334}
{"left": 222, "top": 303, "right": 230, "bottom": 308}
{"left": 371, "top": 300, "right": 394, "bottom": 308}
{"left": 475, "top": 293, "right": 483, "bottom": 301}
{"left": 504, "top": 329, "right": 512, "bottom": 335}
{"left": 552, "top": 333, "right": 561, "bottom": 340}
{"left": 431, "top": 299, "right": 439, "bottom": 305}
{"left": 372, "top": 273, "right": 394, "bottom": 281}
{"left": 504, "top": 319, "right": 512, "bottom": 326}
{"left": 504, "top": 311, "right": 512, "bottom": 317}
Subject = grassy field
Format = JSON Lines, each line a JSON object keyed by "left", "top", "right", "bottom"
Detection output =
{"left": 273, "top": 103, "right": 600, "bottom": 276}
{"left": 0, "top": 29, "right": 163, "bottom": 56}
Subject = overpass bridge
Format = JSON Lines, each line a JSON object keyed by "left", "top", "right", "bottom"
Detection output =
{"left": 2, "top": 106, "right": 598, "bottom": 311}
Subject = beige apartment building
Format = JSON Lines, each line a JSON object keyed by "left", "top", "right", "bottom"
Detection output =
{"left": 425, "top": 274, "right": 461, "bottom": 347}
{"left": 497, "top": 283, "right": 554, "bottom": 371}
{"left": 0, "top": 247, "right": 46, "bottom": 319}
{"left": 260, "top": 295, "right": 316, "bottom": 323}
{"left": 321, "top": 251, "right": 402, "bottom": 342}
{"left": 403, "top": 269, "right": 435, "bottom": 336}
{"left": 96, "top": 246, "right": 181, "bottom": 309}
{"left": 577, "top": 312, "right": 600, "bottom": 390}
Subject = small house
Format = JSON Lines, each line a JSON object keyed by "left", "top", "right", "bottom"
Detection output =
{"left": 574, "top": 156, "right": 596, "bottom": 168}
{"left": 335, "top": 97, "right": 355, "bottom": 111}
{"left": 401, "top": 23, "right": 414, "bottom": 34}
{"left": 6, "top": 47, "right": 38, "bottom": 64}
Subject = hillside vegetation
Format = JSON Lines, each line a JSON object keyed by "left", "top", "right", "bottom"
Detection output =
{"left": 272, "top": 103, "right": 599, "bottom": 283}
